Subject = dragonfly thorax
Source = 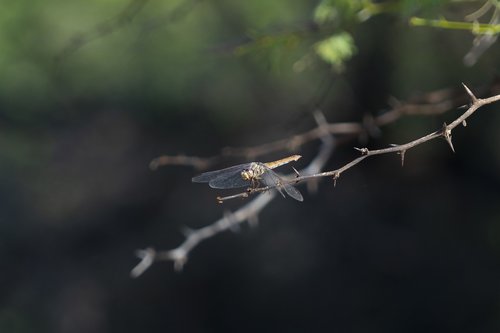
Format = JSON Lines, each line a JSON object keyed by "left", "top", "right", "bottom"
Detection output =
{"left": 241, "top": 162, "right": 266, "bottom": 181}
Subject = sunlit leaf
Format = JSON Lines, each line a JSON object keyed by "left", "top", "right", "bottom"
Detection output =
{"left": 314, "top": 32, "right": 357, "bottom": 70}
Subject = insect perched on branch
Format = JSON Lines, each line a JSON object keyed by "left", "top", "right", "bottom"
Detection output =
{"left": 192, "top": 155, "right": 303, "bottom": 201}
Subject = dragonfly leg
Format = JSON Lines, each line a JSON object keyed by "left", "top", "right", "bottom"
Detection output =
{"left": 251, "top": 178, "right": 262, "bottom": 189}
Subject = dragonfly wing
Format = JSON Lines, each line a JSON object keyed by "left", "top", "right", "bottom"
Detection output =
{"left": 208, "top": 171, "right": 250, "bottom": 189}
{"left": 192, "top": 165, "right": 245, "bottom": 183}
{"left": 192, "top": 164, "right": 253, "bottom": 189}
{"left": 262, "top": 167, "right": 303, "bottom": 201}
{"left": 283, "top": 183, "right": 303, "bottom": 202}
{"left": 261, "top": 169, "right": 286, "bottom": 197}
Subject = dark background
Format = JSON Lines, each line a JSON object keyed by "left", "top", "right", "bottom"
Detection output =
{"left": 1, "top": 1, "right": 500, "bottom": 332}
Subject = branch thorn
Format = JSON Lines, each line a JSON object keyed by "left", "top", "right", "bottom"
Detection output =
{"left": 398, "top": 150, "right": 406, "bottom": 166}
{"left": 442, "top": 122, "right": 455, "bottom": 153}
{"left": 173, "top": 256, "right": 187, "bottom": 272}
{"left": 292, "top": 166, "right": 300, "bottom": 177}
{"left": 462, "top": 83, "right": 478, "bottom": 103}
{"left": 354, "top": 147, "right": 369, "bottom": 155}
{"left": 165, "top": 249, "right": 188, "bottom": 272}
{"left": 333, "top": 171, "right": 340, "bottom": 187}
{"left": 462, "top": 120, "right": 467, "bottom": 127}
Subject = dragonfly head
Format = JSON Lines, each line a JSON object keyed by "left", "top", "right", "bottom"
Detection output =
{"left": 241, "top": 162, "right": 264, "bottom": 182}
{"left": 241, "top": 169, "right": 253, "bottom": 181}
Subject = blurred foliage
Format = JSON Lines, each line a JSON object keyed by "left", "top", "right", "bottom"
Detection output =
{"left": 0, "top": 0, "right": 492, "bottom": 125}
{"left": 314, "top": 32, "right": 357, "bottom": 71}
{"left": 0, "top": 1, "right": 500, "bottom": 331}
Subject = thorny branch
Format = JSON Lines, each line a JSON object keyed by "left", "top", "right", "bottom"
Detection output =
{"left": 131, "top": 84, "right": 500, "bottom": 276}
{"left": 217, "top": 84, "right": 500, "bottom": 202}
{"left": 131, "top": 113, "right": 334, "bottom": 277}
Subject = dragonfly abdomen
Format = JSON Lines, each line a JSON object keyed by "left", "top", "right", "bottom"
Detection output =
{"left": 263, "top": 154, "right": 301, "bottom": 169}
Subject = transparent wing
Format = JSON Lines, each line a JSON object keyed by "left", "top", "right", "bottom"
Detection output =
{"left": 192, "top": 164, "right": 251, "bottom": 189}
{"left": 208, "top": 171, "right": 250, "bottom": 189}
{"left": 261, "top": 168, "right": 303, "bottom": 201}
{"left": 282, "top": 183, "right": 303, "bottom": 202}
{"left": 261, "top": 170, "right": 285, "bottom": 197}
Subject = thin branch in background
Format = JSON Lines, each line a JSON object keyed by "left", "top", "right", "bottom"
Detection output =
{"left": 410, "top": 1, "right": 500, "bottom": 66}
{"left": 464, "top": 0, "right": 500, "bottom": 66}
{"left": 150, "top": 82, "right": 500, "bottom": 170}
{"left": 131, "top": 112, "right": 335, "bottom": 277}
{"left": 131, "top": 192, "right": 275, "bottom": 276}
{"left": 465, "top": 0, "right": 496, "bottom": 21}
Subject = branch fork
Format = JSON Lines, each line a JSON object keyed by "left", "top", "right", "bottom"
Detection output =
{"left": 132, "top": 84, "right": 500, "bottom": 276}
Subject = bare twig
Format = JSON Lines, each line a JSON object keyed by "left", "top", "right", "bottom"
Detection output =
{"left": 130, "top": 192, "right": 275, "bottom": 276}
{"left": 464, "top": 0, "right": 500, "bottom": 66}
{"left": 132, "top": 85, "right": 500, "bottom": 276}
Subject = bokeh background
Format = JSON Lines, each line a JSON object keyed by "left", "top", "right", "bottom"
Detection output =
{"left": 1, "top": 0, "right": 500, "bottom": 332}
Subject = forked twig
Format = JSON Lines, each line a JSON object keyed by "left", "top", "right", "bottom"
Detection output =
{"left": 131, "top": 84, "right": 500, "bottom": 276}
{"left": 131, "top": 112, "right": 334, "bottom": 276}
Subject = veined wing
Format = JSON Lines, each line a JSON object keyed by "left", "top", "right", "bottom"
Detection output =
{"left": 261, "top": 167, "right": 303, "bottom": 202}
{"left": 281, "top": 183, "right": 303, "bottom": 202}
{"left": 192, "top": 164, "right": 251, "bottom": 189}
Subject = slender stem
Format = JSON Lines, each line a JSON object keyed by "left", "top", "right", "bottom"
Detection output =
{"left": 410, "top": 17, "right": 500, "bottom": 34}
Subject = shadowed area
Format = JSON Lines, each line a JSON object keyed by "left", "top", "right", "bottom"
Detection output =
{"left": 1, "top": 1, "right": 500, "bottom": 332}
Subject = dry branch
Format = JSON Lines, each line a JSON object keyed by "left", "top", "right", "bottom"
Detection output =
{"left": 132, "top": 84, "right": 500, "bottom": 276}
{"left": 216, "top": 84, "right": 500, "bottom": 202}
{"left": 131, "top": 112, "right": 334, "bottom": 276}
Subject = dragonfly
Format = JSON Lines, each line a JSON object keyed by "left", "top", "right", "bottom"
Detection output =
{"left": 192, "top": 155, "right": 303, "bottom": 201}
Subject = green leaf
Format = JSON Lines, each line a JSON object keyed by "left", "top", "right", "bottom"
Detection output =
{"left": 314, "top": 32, "right": 357, "bottom": 70}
